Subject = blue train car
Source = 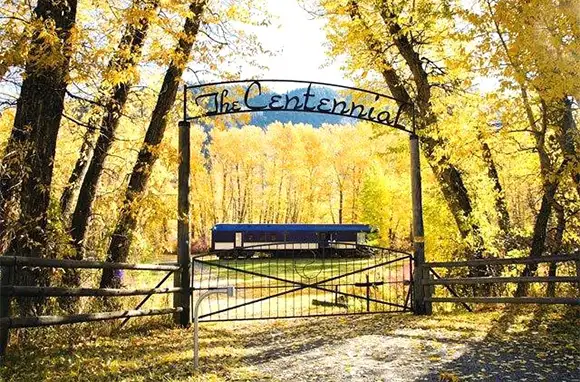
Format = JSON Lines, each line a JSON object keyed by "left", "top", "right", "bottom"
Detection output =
{"left": 211, "top": 223, "right": 373, "bottom": 258}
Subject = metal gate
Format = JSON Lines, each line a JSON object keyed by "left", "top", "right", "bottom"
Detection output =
{"left": 191, "top": 243, "right": 413, "bottom": 322}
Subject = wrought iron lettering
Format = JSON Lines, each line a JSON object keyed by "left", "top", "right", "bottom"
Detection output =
{"left": 185, "top": 79, "right": 413, "bottom": 133}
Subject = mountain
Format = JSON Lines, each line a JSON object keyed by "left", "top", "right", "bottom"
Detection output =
{"left": 248, "top": 86, "right": 349, "bottom": 127}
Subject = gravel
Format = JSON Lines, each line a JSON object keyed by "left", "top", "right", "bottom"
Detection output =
{"left": 234, "top": 310, "right": 580, "bottom": 382}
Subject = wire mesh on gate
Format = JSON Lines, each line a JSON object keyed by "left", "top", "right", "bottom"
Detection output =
{"left": 191, "top": 242, "right": 413, "bottom": 321}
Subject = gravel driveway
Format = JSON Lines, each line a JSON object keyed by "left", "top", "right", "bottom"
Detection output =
{"left": 233, "top": 306, "right": 580, "bottom": 381}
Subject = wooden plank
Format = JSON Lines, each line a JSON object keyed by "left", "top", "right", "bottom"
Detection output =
{"left": 426, "top": 297, "right": 580, "bottom": 305}
{"left": 0, "top": 286, "right": 183, "bottom": 297}
{"left": 425, "top": 254, "right": 580, "bottom": 268}
{"left": 0, "top": 256, "right": 180, "bottom": 271}
{"left": 0, "top": 307, "right": 183, "bottom": 329}
{"left": 423, "top": 276, "right": 579, "bottom": 285}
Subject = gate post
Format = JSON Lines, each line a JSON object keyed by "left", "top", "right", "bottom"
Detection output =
{"left": 410, "top": 133, "right": 431, "bottom": 315}
{"left": 176, "top": 120, "right": 192, "bottom": 326}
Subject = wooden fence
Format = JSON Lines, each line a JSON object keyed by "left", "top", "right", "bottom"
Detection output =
{"left": 2, "top": 252, "right": 579, "bottom": 359}
{"left": 0, "top": 255, "right": 185, "bottom": 358}
{"left": 421, "top": 254, "right": 580, "bottom": 308}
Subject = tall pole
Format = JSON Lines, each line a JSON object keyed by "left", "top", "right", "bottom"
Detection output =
{"left": 177, "top": 119, "right": 191, "bottom": 326}
{"left": 410, "top": 133, "right": 431, "bottom": 314}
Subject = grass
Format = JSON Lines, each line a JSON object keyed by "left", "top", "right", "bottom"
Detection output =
{"left": 1, "top": 306, "right": 578, "bottom": 381}
{"left": 204, "top": 256, "right": 408, "bottom": 280}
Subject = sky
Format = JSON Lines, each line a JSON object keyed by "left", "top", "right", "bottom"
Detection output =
{"left": 242, "top": 0, "right": 498, "bottom": 94}
{"left": 241, "top": 0, "right": 351, "bottom": 86}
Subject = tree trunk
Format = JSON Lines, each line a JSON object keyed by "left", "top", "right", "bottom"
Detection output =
{"left": 556, "top": 98, "right": 579, "bottom": 197}
{"left": 0, "top": 128, "right": 28, "bottom": 252}
{"left": 2, "top": 0, "right": 78, "bottom": 315}
{"left": 379, "top": 5, "right": 485, "bottom": 254}
{"left": 547, "top": 205, "right": 565, "bottom": 297}
{"left": 421, "top": 136, "right": 485, "bottom": 255}
{"left": 275, "top": 176, "right": 283, "bottom": 222}
{"left": 0, "top": 0, "right": 76, "bottom": 251}
{"left": 60, "top": 120, "right": 98, "bottom": 220}
{"left": 515, "top": 180, "right": 557, "bottom": 296}
{"left": 348, "top": 1, "right": 486, "bottom": 257}
{"left": 478, "top": 131, "right": 511, "bottom": 245}
{"left": 515, "top": 99, "right": 571, "bottom": 296}
{"left": 338, "top": 187, "right": 343, "bottom": 224}
{"left": 69, "top": 0, "right": 156, "bottom": 262}
{"left": 101, "top": 0, "right": 207, "bottom": 288}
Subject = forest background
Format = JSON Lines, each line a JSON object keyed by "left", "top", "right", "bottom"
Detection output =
{"left": 0, "top": 0, "right": 578, "bottom": 310}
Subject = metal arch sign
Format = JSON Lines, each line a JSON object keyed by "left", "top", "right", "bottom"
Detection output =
{"left": 183, "top": 79, "right": 414, "bottom": 134}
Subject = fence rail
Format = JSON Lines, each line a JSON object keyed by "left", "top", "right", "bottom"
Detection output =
{"left": 424, "top": 254, "right": 579, "bottom": 268}
{"left": 421, "top": 254, "right": 580, "bottom": 307}
{"left": 423, "top": 276, "right": 578, "bottom": 285}
{"left": 0, "top": 286, "right": 184, "bottom": 297}
{"left": 0, "top": 307, "right": 183, "bottom": 329}
{"left": 0, "top": 256, "right": 180, "bottom": 271}
{"left": 0, "top": 256, "right": 184, "bottom": 359}
{"left": 426, "top": 297, "right": 579, "bottom": 305}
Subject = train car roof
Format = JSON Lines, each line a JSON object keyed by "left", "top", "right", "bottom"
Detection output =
{"left": 212, "top": 223, "right": 372, "bottom": 232}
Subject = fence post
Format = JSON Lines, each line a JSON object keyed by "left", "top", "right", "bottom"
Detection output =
{"left": 410, "top": 133, "right": 431, "bottom": 314}
{"left": 176, "top": 119, "right": 191, "bottom": 326}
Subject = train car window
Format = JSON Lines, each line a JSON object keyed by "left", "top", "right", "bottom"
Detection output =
{"left": 270, "top": 233, "right": 277, "bottom": 241}
{"left": 319, "top": 232, "right": 327, "bottom": 241}
{"left": 247, "top": 234, "right": 254, "bottom": 241}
